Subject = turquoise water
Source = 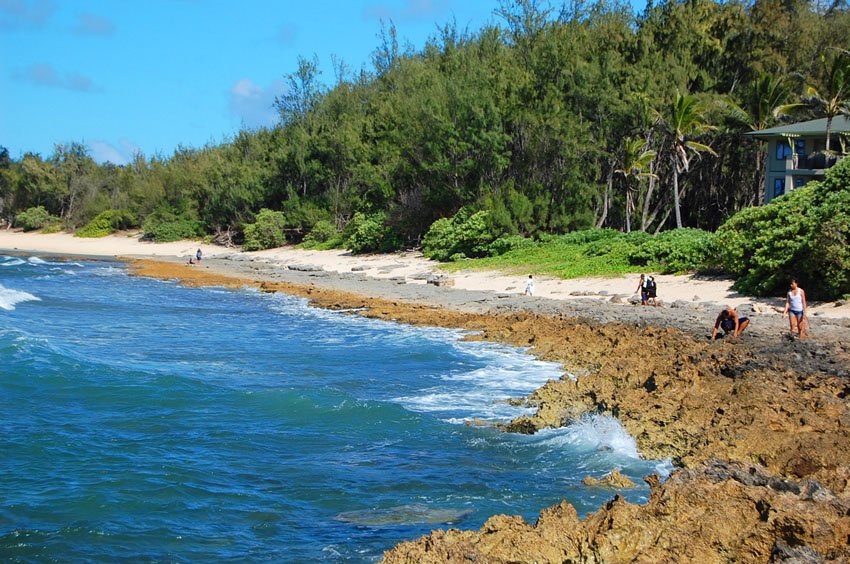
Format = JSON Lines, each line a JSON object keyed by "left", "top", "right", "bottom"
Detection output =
{"left": 0, "top": 255, "right": 669, "bottom": 561}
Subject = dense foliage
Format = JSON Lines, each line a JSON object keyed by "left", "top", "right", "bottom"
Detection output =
{"left": 422, "top": 209, "right": 496, "bottom": 261}
{"left": 13, "top": 206, "right": 59, "bottom": 232}
{"left": 242, "top": 208, "right": 289, "bottom": 251}
{"left": 715, "top": 157, "right": 850, "bottom": 300}
{"left": 0, "top": 1, "right": 847, "bottom": 283}
{"left": 75, "top": 209, "right": 136, "bottom": 238}
{"left": 441, "top": 227, "right": 715, "bottom": 277}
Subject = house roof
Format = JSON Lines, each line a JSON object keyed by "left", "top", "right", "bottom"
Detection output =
{"left": 746, "top": 115, "right": 850, "bottom": 139}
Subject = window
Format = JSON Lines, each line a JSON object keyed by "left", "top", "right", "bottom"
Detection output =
{"left": 776, "top": 142, "right": 793, "bottom": 160}
{"left": 794, "top": 177, "right": 807, "bottom": 189}
{"left": 776, "top": 139, "right": 806, "bottom": 160}
{"left": 774, "top": 179, "right": 786, "bottom": 198}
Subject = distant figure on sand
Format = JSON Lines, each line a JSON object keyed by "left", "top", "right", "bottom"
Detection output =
{"left": 187, "top": 257, "right": 195, "bottom": 265}
{"left": 635, "top": 274, "right": 648, "bottom": 305}
{"left": 524, "top": 275, "right": 535, "bottom": 296}
{"left": 196, "top": 248, "right": 203, "bottom": 262}
{"left": 711, "top": 307, "right": 749, "bottom": 340}
{"left": 782, "top": 278, "right": 808, "bottom": 339}
{"left": 646, "top": 275, "right": 658, "bottom": 306}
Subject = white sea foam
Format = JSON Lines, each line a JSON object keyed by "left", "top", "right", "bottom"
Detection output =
{"left": 395, "top": 340, "right": 564, "bottom": 421}
{"left": 0, "top": 258, "right": 25, "bottom": 267}
{"left": 0, "top": 284, "right": 41, "bottom": 311}
{"left": 27, "top": 256, "right": 47, "bottom": 265}
{"left": 533, "top": 415, "right": 641, "bottom": 459}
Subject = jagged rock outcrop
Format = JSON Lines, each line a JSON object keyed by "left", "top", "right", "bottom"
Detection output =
{"left": 582, "top": 469, "right": 636, "bottom": 488}
{"left": 383, "top": 460, "right": 850, "bottom": 563}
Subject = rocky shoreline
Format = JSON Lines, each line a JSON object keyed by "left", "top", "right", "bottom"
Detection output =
{"left": 126, "top": 256, "right": 850, "bottom": 562}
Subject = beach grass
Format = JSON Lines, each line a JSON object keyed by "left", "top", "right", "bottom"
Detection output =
{"left": 438, "top": 238, "right": 661, "bottom": 279}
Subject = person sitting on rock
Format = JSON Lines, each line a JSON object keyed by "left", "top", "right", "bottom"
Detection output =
{"left": 711, "top": 306, "right": 749, "bottom": 340}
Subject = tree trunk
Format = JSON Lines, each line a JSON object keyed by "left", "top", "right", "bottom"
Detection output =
{"left": 641, "top": 160, "right": 656, "bottom": 232}
{"left": 673, "top": 166, "right": 683, "bottom": 229}
{"left": 596, "top": 165, "right": 613, "bottom": 228}
{"left": 625, "top": 186, "right": 632, "bottom": 233}
{"left": 826, "top": 115, "right": 833, "bottom": 153}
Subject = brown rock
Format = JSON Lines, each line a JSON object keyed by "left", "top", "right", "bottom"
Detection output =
{"left": 582, "top": 469, "right": 637, "bottom": 488}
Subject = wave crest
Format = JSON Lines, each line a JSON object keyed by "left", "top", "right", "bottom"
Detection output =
{"left": 0, "top": 284, "right": 40, "bottom": 311}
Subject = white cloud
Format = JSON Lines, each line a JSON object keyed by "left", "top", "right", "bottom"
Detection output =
{"left": 0, "top": 0, "right": 55, "bottom": 31}
{"left": 228, "top": 78, "right": 284, "bottom": 129}
{"left": 12, "top": 63, "right": 96, "bottom": 91}
{"left": 88, "top": 139, "right": 139, "bottom": 165}
{"left": 72, "top": 12, "right": 114, "bottom": 36}
{"left": 275, "top": 22, "right": 296, "bottom": 46}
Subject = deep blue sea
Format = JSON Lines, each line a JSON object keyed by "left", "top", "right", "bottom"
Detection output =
{"left": 0, "top": 254, "right": 670, "bottom": 562}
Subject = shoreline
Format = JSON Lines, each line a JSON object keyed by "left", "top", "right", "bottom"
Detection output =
{"left": 6, "top": 233, "right": 850, "bottom": 560}
{"left": 3, "top": 229, "right": 849, "bottom": 321}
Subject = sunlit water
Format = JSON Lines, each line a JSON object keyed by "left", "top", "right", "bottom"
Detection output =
{"left": 0, "top": 254, "right": 670, "bottom": 561}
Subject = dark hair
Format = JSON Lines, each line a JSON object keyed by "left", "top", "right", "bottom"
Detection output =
{"left": 790, "top": 277, "right": 799, "bottom": 285}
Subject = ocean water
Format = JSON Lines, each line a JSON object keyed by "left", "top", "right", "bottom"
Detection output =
{"left": 0, "top": 254, "right": 670, "bottom": 562}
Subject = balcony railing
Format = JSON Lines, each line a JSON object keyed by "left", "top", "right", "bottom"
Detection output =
{"left": 787, "top": 153, "right": 846, "bottom": 171}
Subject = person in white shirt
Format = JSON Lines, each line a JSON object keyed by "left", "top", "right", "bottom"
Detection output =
{"left": 524, "top": 275, "right": 535, "bottom": 296}
{"left": 782, "top": 278, "right": 808, "bottom": 339}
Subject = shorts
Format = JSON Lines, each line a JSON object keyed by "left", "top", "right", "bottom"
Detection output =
{"left": 721, "top": 317, "right": 748, "bottom": 332}
{"left": 789, "top": 310, "right": 804, "bottom": 319}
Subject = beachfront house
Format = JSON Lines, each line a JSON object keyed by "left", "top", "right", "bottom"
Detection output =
{"left": 747, "top": 115, "right": 850, "bottom": 204}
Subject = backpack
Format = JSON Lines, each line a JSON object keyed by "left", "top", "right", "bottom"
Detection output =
{"left": 647, "top": 278, "right": 656, "bottom": 292}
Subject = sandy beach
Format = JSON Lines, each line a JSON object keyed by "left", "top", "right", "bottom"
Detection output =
{"left": 3, "top": 229, "right": 848, "bottom": 321}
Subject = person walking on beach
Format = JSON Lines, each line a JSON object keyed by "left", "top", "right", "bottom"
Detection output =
{"left": 646, "top": 276, "right": 658, "bottom": 307}
{"left": 524, "top": 275, "right": 535, "bottom": 296}
{"left": 635, "top": 274, "right": 648, "bottom": 305}
{"left": 711, "top": 306, "right": 750, "bottom": 340}
{"left": 782, "top": 278, "right": 808, "bottom": 339}
{"left": 196, "top": 248, "right": 203, "bottom": 263}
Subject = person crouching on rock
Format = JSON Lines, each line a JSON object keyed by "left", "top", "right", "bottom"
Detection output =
{"left": 711, "top": 306, "right": 749, "bottom": 340}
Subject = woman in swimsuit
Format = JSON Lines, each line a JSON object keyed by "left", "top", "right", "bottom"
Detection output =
{"left": 782, "top": 278, "right": 808, "bottom": 339}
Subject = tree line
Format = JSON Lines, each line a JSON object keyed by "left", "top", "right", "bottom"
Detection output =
{"left": 1, "top": 0, "right": 848, "bottom": 248}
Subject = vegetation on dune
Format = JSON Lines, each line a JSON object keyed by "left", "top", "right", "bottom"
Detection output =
{"left": 0, "top": 1, "right": 848, "bottom": 293}
{"left": 439, "top": 227, "right": 716, "bottom": 279}
{"left": 715, "top": 157, "right": 850, "bottom": 300}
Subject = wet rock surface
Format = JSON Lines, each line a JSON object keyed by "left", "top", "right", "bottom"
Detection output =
{"left": 126, "top": 258, "right": 850, "bottom": 562}
{"left": 383, "top": 460, "right": 850, "bottom": 563}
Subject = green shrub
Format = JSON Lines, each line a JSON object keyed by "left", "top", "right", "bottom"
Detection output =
{"left": 76, "top": 209, "right": 136, "bottom": 238}
{"left": 422, "top": 208, "right": 497, "bottom": 262}
{"left": 488, "top": 235, "right": 536, "bottom": 256}
{"left": 302, "top": 219, "right": 339, "bottom": 247}
{"left": 714, "top": 157, "right": 850, "bottom": 299}
{"left": 347, "top": 212, "right": 400, "bottom": 254}
{"left": 14, "top": 206, "right": 59, "bottom": 232}
{"left": 628, "top": 228, "right": 715, "bottom": 273}
{"left": 142, "top": 210, "right": 205, "bottom": 243}
{"left": 242, "top": 208, "right": 288, "bottom": 251}
{"left": 275, "top": 197, "right": 331, "bottom": 241}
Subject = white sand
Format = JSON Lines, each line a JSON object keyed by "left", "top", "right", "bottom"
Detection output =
{"left": 2, "top": 229, "right": 847, "bottom": 319}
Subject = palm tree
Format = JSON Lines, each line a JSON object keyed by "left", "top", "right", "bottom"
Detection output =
{"left": 804, "top": 52, "right": 850, "bottom": 153}
{"left": 659, "top": 92, "right": 716, "bottom": 229}
{"left": 721, "top": 74, "right": 802, "bottom": 204}
{"left": 614, "top": 137, "right": 656, "bottom": 233}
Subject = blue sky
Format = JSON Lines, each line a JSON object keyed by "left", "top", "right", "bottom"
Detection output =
{"left": 1, "top": 0, "right": 642, "bottom": 165}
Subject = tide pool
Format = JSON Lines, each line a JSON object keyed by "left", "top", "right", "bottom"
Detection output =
{"left": 0, "top": 255, "right": 669, "bottom": 561}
